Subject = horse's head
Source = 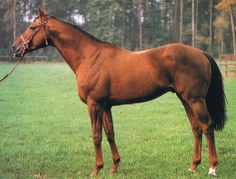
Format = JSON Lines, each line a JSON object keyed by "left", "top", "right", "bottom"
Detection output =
{"left": 12, "top": 7, "right": 50, "bottom": 57}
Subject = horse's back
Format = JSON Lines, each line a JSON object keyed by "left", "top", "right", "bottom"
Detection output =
{"left": 108, "top": 43, "right": 211, "bottom": 103}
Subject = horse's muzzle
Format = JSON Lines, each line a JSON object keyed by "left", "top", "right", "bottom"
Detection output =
{"left": 12, "top": 43, "right": 25, "bottom": 57}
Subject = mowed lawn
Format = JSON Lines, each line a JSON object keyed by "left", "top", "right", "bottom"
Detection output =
{"left": 0, "top": 63, "right": 235, "bottom": 179}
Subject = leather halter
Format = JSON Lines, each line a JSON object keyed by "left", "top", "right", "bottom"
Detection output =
{"left": 20, "top": 17, "right": 49, "bottom": 53}
{"left": 0, "top": 17, "right": 49, "bottom": 85}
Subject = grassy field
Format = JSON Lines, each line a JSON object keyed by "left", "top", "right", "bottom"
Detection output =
{"left": 0, "top": 63, "right": 235, "bottom": 179}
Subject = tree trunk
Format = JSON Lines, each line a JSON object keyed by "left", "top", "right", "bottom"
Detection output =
{"left": 143, "top": 0, "right": 149, "bottom": 48}
{"left": 121, "top": 2, "right": 127, "bottom": 48}
{"left": 192, "top": 0, "right": 195, "bottom": 47}
{"left": 195, "top": 0, "right": 199, "bottom": 47}
{"left": 173, "top": 0, "right": 178, "bottom": 42}
{"left": 161, "top": 0, "right": 167, "bottom": 29}
{"left": 108, "top": 7, "right": 113, "bottom": 42}
{"left": 41, "top": 0, "right": 47, "bottom": 9}
{"left": 179, "top": 0, "right": 183, "bottom": 43}
{"left": 13, "top": 0, "right": 16, "bottom": 41}
{"left": 209, "top": 0, "right": 213, "bottom": 53}
{"left": 136, "top": 0, "right": 143, "bottom": 50}
{"left": 229, "top": 4, "right": 236, "bottom": 55}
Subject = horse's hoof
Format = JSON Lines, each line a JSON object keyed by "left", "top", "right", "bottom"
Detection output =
{"left": 188, "top": 168, "right": 195, "bottom": 173}
{"left": 110, "top": 168, "right": 118, "bottom": 174}
{"left": 90, "top": 172, "right": 97, "bottom": 177}
{"left": 90, "top": 165, "right": 103, "bottom": 177}
{"left": 208, "top": 167, "right": 217, "bottom": 177}
{"left": 109, "top": 161, "right": 119, "bottom": 174}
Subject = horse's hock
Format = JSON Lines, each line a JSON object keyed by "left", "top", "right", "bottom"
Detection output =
{"left": 219, "top": 54, "right": 236, "bottom": 78}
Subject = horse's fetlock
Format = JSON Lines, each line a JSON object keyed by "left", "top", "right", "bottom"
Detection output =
{"left": 193, "top": 159, "right": 201, "bottom": 165}
{"left": 96, "top": 163, "right": 104, "bottom": 170}
{"left": 211, "top": 159, "right": 218, "bottom": 167}
{"left": 113, "top": 158, "right": 120, "bottom": 164}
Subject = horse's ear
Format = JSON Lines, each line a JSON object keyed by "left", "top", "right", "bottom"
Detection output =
{"left": 38, "top": 6, "right": 47, "bottom": 17}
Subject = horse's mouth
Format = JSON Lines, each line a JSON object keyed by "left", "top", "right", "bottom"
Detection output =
{"left": 13, "top": 46, "right": 25, "bottom": 57}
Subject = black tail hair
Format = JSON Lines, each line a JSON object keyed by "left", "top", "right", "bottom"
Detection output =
{"left": 205, "top": 53, "right": 227, "bottom": 131}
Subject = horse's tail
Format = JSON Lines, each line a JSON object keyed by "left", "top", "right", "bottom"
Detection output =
{"left": 204, "top": 53, "right": 227, "bottom": 131}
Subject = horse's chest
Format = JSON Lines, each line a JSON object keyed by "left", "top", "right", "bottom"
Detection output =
{"left": 76, "top": 68, "right": 95, "bottom": 102}
{"left": 77, "top": 78, "right": 93, "bottom": 103}
{"left": 77, "top": 83, "right": 88, "bottom": 103}
{"left": 77, "top": 73, "right": 109, "bottom": 104}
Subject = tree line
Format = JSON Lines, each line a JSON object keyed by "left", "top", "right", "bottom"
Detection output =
{"left": 0, "top": 0, "right": 236, "bottom": 59}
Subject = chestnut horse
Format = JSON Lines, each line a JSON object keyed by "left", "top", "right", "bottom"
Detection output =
{"left": 12, "top": 8, "right": 226, "bottom": 176}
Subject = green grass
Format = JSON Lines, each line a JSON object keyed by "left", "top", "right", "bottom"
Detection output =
{"left": 0, "top": 63, "right": 235, "bottom": 178}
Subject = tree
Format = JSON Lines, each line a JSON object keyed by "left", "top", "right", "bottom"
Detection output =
{"left": 172, "top": 0, "right": 179, "bottom": 42}
{"left": 214, "top": 12, "right": 229, "bottom": 56}
{"left": 41, "top": 0, "right": 46, "bottom": 9}
{"left": 209, "top": 0, "right": 213, "bottom": 52}
{"left": 0, "top": 0, "right": 18, "bottom": 55}
{"left": 136, "top": 0, "right": 143, "bottom": 50}
{"left": 13, "top": 0, "right": 16, "bottom": 41}
{"left": 216, "top": 0, "right": 236, "bottom": 54}
{"left": 195, "top": 0, "right": 199, "bottom": 47}
{"left": 1, "top": 0, "right": 236, "bottom": 58}
{"left": 179, "top": 0, "right": 183, "bottom": 43}
{"left": 192, "top": 0, "right": 195, "bottom": 47}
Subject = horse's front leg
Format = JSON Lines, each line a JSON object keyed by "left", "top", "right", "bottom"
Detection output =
{"left": 102, "top": 107, "right": 120, "bottom": 173}
{"left": 87, "top": 100, "right": 104, "bottom": 176}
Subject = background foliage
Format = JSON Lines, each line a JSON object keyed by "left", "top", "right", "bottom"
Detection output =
{"left": 0, "top": 0, "right": 236, "bottom": 58}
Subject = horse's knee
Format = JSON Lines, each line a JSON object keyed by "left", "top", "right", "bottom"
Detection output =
{"left": 93, "top": 135, "right": 102, "bottom": 146}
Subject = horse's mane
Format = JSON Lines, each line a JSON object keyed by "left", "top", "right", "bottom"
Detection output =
{"left": 51, "top": 16, "right": 108, "bottom": 44}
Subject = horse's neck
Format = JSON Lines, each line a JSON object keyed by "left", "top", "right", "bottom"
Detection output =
{"left": 48, "top": 19, "right": 100, "bottom": 73}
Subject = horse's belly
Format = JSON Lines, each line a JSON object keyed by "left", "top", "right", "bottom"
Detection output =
{"left": 109, "top": 79, "right": 170, "bottom": 105}
{"left": 110, "top": 89, "right": 169, "bottom": 105}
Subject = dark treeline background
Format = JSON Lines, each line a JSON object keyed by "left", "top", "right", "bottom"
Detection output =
{"left": 0, "top": 0, "right": 236, "bottom": 59}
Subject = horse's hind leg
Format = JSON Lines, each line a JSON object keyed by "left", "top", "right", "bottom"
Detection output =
{"left": 102, "top": 107, "right": 120, "bottom": 173}
{"left": 182, "top": 96, "right": 218, "bottom": 176}
{"left": 198, "top": 115, "right": 218, "bottom": 176}
{"left": 178, "top": 95, "right": 203, "bottom": 172}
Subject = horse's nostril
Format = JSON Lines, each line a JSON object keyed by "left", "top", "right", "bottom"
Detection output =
{"left": 12, "top": 44, "right": 15, "bottom": 49}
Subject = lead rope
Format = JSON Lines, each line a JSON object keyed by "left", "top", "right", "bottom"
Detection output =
{"left": 0, "top": 49, "right": 25, "bottom": 85}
